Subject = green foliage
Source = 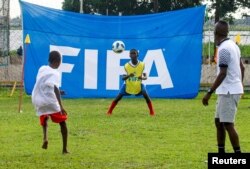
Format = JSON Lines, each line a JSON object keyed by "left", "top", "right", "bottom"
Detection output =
{"left": 1, "top": 93, "right": 250, "bottom": 168}
{"left": 9, "top": 50, "right": 17, "bottom": 57}
{"left": 238, "top": 44, "right": 250, "bottom": 57}
{"left": 210, "top": 0, "right": 237, "bottom": 22}
{"left": 62, "top": 0, "right": 80, "bottom": 12}
{"left": 209, "top": 0, "right": 250, "bottom": 22}
{"left": 0, "top": 50, "right": 18, "bottom": 58}
{"left": 62, "top": 0, "right": 202, "bottom": 15}
{"left": 202, "top": 43, "right": 250, "bottom": 58}
{"left": 202, "top": 42, "right": 215, "bottom": 58}
{"left": 158, "top": 0, "right": 201, "bottom": 11}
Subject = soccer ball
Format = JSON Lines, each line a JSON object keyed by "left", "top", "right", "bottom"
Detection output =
{"left": 112, "top": 40, "right": 125, "bottom": 53}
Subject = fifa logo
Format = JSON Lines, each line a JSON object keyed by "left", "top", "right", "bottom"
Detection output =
{"left": 128, "top": 77, "right": 141, "bottom": 82}
{"left": 50, "top": 45, "right": 174, "bottom": 90}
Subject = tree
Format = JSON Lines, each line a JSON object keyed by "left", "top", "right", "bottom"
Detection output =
{"left": 62, "top": 0, "right": 202, "bottom": 16}
{"left": 62, "top": 0, "right": 80, "bottom": 13}
{"left": 210, "top": 0, "right": 237, "bottom": 23}
{"left": 158, "top": 0, "right": 201, "bottom": 12}
{"left": 209, "top": 0, "right": 250, "bottom": 23}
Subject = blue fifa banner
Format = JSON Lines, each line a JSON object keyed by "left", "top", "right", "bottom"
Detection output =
{"left": 20, "top": 1, "right": 205, "bottom": 98}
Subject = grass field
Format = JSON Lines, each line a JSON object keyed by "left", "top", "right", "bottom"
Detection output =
{"left": 0, "top": 92, "right": 250, "bottom": 169}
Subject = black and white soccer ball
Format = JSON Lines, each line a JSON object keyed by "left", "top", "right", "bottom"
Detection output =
{"left": 112, "top": 40, "right": 125, "bottom": 54}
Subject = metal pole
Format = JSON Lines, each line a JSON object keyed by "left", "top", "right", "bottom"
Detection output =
{"left": 18, "top": 43, "right": 27, "bottom": 113}
{"left": 208, "top": 20, "right": 211, "bottom": 65}
{"left": 154, "top": 0, "right": 159, "bottom": 13}
{"left": 80, "top": 0, "right": 83, "bottom": 13}
{"left": 106, "top": 0, "right": 109, "bottom": 16}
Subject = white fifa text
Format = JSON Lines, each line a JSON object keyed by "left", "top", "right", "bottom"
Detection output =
{"left": 50, "top": 45, "right": 173, "bottom": 89}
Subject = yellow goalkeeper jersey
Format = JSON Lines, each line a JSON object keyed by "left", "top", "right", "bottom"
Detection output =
{"left": 124, "top": 61, "right": 145, "bottom": 94}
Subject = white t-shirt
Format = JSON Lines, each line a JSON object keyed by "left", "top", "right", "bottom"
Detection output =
{"left": 32, "top": 65, "right": 61, "bottom": 116}
{"left": 216, "top": 39, "right": 243, "bottom": 94}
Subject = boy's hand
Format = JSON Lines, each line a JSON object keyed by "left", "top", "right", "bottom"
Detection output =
{"left": 202, "top": 93, "right": 211, "bottom": 106}
{"left": 61, "top": 108, "right": 67, "bottom": 115}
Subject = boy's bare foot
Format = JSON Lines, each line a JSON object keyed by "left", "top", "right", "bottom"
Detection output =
{"left": 42, "top": 141, "right": 48, "bottom": 149}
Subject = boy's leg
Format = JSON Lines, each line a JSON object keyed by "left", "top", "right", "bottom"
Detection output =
{"left": 107, "top": 84, "right": 127, "bottom": 115}
{"left": 142, "top": 90, "right": 155, "bottom": 116}
{"left": 219, "top": 94, "right": 241, "bottom": 153}
{"left": 50, "top": 112, "right": 68, "bottom": 154}
{"left": 215, "top": 118, "right": 226, "bottom": 153}
{"left": 60, "top": 121, "right": 69, "bottom": 154}
{"left": 224, "top": 123, "right": 241, "bottom": 153}
{"left": 41, "top": 115, "right": 49, "bottom": 149}
{"left": 107, "top": 94, "right": 123, "bottom": 115}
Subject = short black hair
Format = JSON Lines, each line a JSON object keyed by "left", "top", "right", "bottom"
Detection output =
{"left": 130, "top": 49, "right": 138, "bottom": 55}
{"left": 215, "top": 20, "right": 229, "bottom": 37}
{"left": 48, "top": 51, "right": 61, "bottom": 64}
{"left": 217, "top": 20, "right": 228, "bottom": 26}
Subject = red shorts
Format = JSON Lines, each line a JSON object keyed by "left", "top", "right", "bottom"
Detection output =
{"left": 40, "top": 112, "right": 67, "bottom": 126}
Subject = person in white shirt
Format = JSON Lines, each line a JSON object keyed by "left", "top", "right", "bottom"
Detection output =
{"left": 32, "top": 51, "right": 69, "bottom": 154}
{"left": 202, "top": 20, "right": 245, "bottom": 153}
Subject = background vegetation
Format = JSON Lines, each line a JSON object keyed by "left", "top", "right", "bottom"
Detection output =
{"left": 203, "top": 43, "right": 250, "bottom": 58}
{"left": 62, "top": 0, "right": 250, "bottom": 23}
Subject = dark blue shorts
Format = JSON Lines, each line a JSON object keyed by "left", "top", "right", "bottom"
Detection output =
{"left": 119, "top": 84, "right": 146, "bottom": 96}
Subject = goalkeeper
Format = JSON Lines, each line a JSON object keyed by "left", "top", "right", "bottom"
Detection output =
{"left": 106, "top": 49, "right": 155, "bottom": 116}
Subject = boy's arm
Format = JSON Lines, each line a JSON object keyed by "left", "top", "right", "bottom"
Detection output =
{"left": 240, "top": 58, "right": 245, "bottom": 82}
{"left": 122, "top": 73, "right": 134, "bottom": 80}
{"left": 54, "top": 86, "right": 67, "bottom": 114}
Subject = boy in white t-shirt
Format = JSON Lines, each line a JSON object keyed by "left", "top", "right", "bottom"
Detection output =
{"left": 32, "top": 51, "right": 69, "bottom": 154}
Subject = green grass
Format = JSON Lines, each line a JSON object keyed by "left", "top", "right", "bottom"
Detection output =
{"left": 1, "top": 92, "right": 250, "bottom": 169}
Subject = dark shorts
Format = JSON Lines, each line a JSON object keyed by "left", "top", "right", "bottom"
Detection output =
{"left": 119, "top": 84, "right": 147, "bottom": 96}
{"left": 40, "top": 112, "right": 67, "bottom": 126}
